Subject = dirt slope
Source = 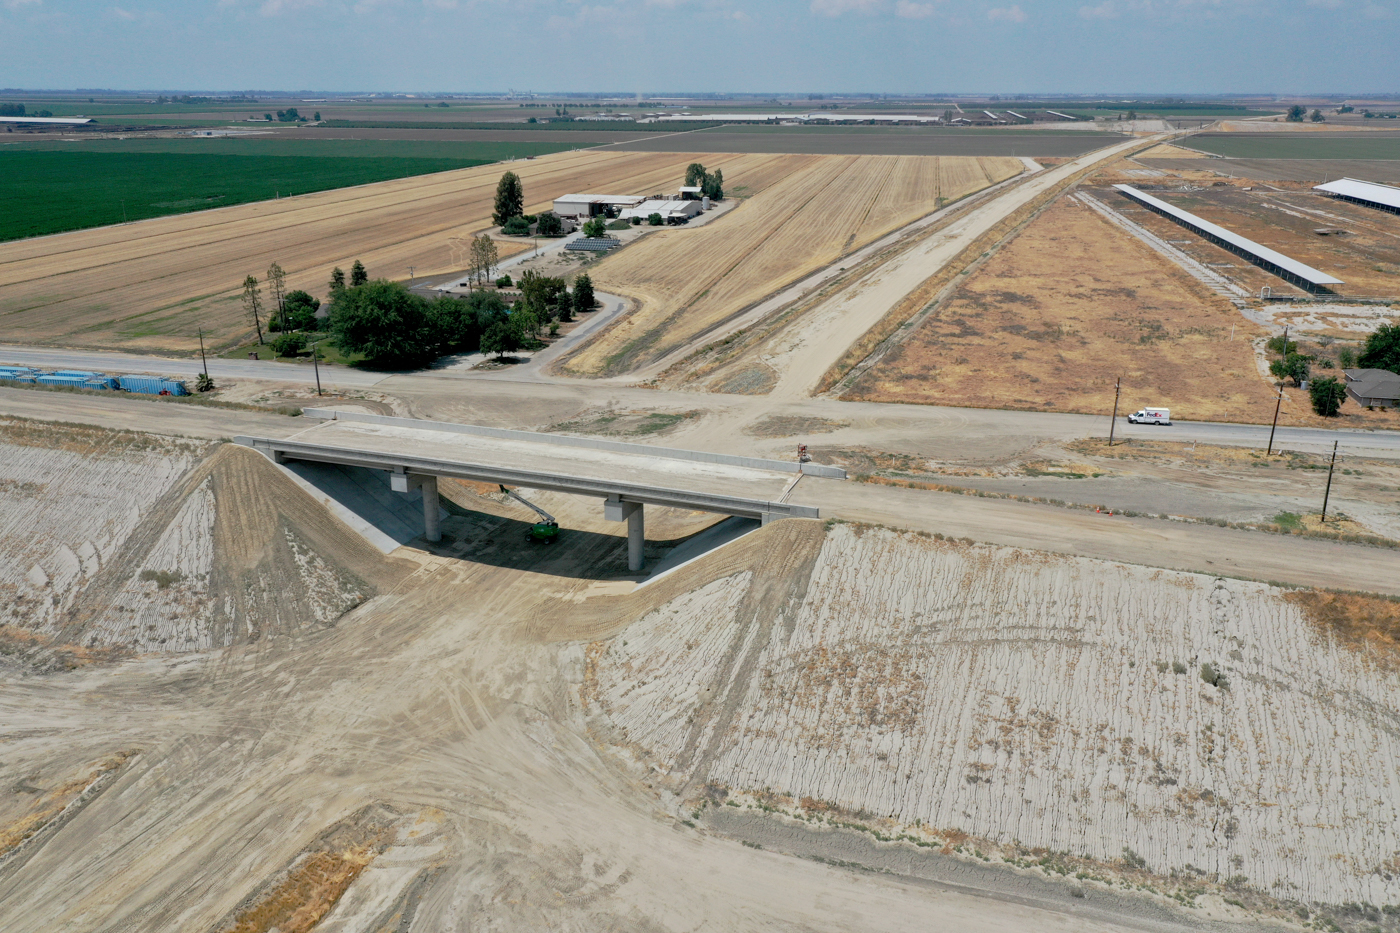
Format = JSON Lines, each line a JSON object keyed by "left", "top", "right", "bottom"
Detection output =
{"left": 0, "top": 424, "right": 409, "bottom": 664}
{"left": 583, "top": 521, "right": 1400, "bottom": 909}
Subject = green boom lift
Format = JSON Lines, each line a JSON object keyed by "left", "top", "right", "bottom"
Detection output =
{"left": 499, "top": 485, "right": 560, "bottom": 543}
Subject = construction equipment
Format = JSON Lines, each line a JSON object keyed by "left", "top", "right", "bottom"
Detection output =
{"left": 499, "top": 484, "right": 559, "bottom": 543}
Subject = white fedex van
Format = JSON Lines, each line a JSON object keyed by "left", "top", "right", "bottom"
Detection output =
{"left": 1128, "top": 407, "right": 1171, "bottom": 425}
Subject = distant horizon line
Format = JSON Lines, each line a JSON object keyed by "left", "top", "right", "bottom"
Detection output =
{"left": 2, "top": 89, "right": 1395, "bottom": 101}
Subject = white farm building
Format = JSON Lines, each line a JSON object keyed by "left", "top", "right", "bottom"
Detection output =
{"left": 552, "top": 194, "right": 645, "bottom": 219}
{"left": 618, "top": 199, "right": 703, "bottom": 223}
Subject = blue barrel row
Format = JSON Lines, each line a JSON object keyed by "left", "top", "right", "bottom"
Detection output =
{"left": 0, "top": 366, "right": 189, "bottom": 395}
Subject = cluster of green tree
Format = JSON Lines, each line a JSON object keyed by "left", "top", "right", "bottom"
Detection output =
{"left": 463, "top": 234, "right": 500, "bottom": 285}
{"left": 1363, "top": 110, "right": 1399, "bottom": 119}
{"left": 1267, "top": 325, "right": 1400, "bottom": 417}
{"left": 311, "top": 262, "right": 598, "bottom": 367}
{"left": 683, "top": 162, "right": 724, "bottom": 200}
{"left": 328, "top": 281, "right": 512, "bottom": 367}
{"left": 1267, "top": 334, "right": 1312, "bottom": 387}
{"left": 475, "top": 272, "right": 596, "bottom": 359}
{"left": 1359, "top": 322, "right": 1400, "bottom": 373}
{"left": 0, "top": 103, "right": 53, "bottom": 118}
{"left": 275, "top": 108, "right": 308, "bottom": 122}
{"left": 1285, "top": 105, "right": 1325, "bottom": 123}
{"left": 240, "top": 261, "right": 325, "bottom": 355}
{"left": 1337, "top": 105, "right": 1355, "bottom": 114}
{"left": 155, "top": 95, "right": 220, "bottom": 105}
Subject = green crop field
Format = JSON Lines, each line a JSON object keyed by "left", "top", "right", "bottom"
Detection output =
{"left": 0, "top": 136, "right": 576, "bottom": 160}
{"left": 320, "top": 119, "right": 719, "bottom": 132}
{"left": 1185, "top": 134, "right": 1400, "bottom": 160}
{"left": 0, "top": 143, "right": 567, "bottom": 242}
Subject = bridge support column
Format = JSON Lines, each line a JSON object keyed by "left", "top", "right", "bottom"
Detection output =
{"left": 604, "top": 496, "right": 645, "bottom": 572}
{"left": 420, "top": 476, "right": 441, "bottom": 543}
{"left": 391, "top": 469, "right": 441, "bottom": 544}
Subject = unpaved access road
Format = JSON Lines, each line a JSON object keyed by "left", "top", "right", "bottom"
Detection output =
{"left": 790, "top": 476, "right": 1400, "bottom": 596}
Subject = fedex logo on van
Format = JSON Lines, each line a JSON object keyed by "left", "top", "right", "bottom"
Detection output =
{"left": 1128, "top": 407, "right": 1171, "bottom": 425}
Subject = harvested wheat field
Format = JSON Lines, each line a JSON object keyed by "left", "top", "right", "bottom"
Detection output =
{"left": 582, "top": 521, "right": 1400, "bottom": 908}
{"left": 846, "top": 194, "right": 1360, "bottom": 425}
{"left": 564, "top": 155, "right": 1023, "bottom": 376}
{"left": 0, "top": 149, "right": 789, "bottom": 354}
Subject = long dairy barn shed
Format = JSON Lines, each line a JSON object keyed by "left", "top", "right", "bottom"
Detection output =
{"left": 1112, "top": 184, "right": 1344, "bottom": 293}
{"left": 1314, "top": 178, "right": 1400, "bottom": 216}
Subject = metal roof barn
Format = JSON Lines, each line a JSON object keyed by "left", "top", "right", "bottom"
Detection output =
{"left": 0, "top": 116, "right": 93, "bottom": 125}
{"left": 618, "top": 199, "right": 702, "bottom": 221}
{"left": 552, "top": 194, "right": 645, "bottom": 218}
{"left": 1314, "top": 178, "right": 1400, "bottom": 215}
{"left": 1112, "top": 184, "right": 1344, "bottom": 292}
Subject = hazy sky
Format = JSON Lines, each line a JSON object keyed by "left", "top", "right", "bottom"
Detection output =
{"left": 1, "top": 0, "right": 1393, "bottom": 95}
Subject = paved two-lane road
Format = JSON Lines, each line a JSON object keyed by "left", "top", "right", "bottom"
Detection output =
{"left": 3, "top": 343, "right": 1399, "bottom": 459}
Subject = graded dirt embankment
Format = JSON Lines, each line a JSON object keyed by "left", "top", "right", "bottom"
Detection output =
{"left": 564, "top": 155, "right": 1022, "bottom": 377}
{"left": 0, "top": 420, "right": 408, "bottom": 662}
{"left": 581, "top": 521, "right": 1400, "bottom": 909}
{"left": 0, "top": 149, "right": 792, "bottom": 354}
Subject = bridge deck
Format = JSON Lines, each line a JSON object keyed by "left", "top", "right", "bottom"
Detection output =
{"left": 235, "top": 414, "right": 821, "bottom": 522}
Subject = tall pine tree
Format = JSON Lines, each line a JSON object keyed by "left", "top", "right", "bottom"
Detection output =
{"left": 493, "top": 171, "right": 524, "bottom": 226}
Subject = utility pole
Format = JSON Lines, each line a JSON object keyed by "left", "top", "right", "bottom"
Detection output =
{"left": 1108, "top": 376, "right": 1122, "bottom": 446}
{"left": 1320, "top": 440, "right": 1339, "bottom": 522}
{"left": 311, "top": 340, "right": 322, "bottom": 397}
{"left": 197, "top": 327, "right": 209, "bottom": 378}
{"left": 1267, "top": 324, "right": 1289, "bottom": 457}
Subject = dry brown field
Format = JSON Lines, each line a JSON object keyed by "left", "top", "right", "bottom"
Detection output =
{"left": 565, "top": 155, "right": 1022, "bottom": 376}
{"left": 0, "top": 149, "right": 785, "bottom": 353}
{"left": 1115, "top": 184, "right": 1400, "bottom": 298}
{"left": 846, "top": 194, "right": 1394, "bottom": 427}
{"left": 1141, "top": 157, "right": 1400, "bottom": 185}
{"left": 1134, "top": 144, "right": 1206, "bottom": 159}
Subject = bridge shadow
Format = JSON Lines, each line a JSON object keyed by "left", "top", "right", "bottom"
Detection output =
{"left": 282, "top": 460, "right": 758, "bottom": 580}
{"left": 429, "top": 502, "right": 756, "bottom": 581}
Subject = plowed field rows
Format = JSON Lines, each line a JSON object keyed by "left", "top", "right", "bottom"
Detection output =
{"left": 567, "top": 155, "right": 1022, "bottom": 376}
{"left": 0, "top": 150, "right": 792, "bottom": 353}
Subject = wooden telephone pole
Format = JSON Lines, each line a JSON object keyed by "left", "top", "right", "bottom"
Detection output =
{"left": 1320, "top": 441, "right": 1339, "bottom": 523}
{"left": 1108, "top": 377, "right": 1122, "bottom": 446}
{"left": 1266, "top": 325, "right": 1289, "bottom": 457}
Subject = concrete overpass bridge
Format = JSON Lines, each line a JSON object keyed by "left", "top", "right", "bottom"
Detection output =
{"left": 236, "top": 410, "right": 841, "bottom": 571}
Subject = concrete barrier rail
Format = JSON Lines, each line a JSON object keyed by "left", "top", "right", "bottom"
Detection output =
{"left": 301, "top": 408, "right": 848, "bottom": 479}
